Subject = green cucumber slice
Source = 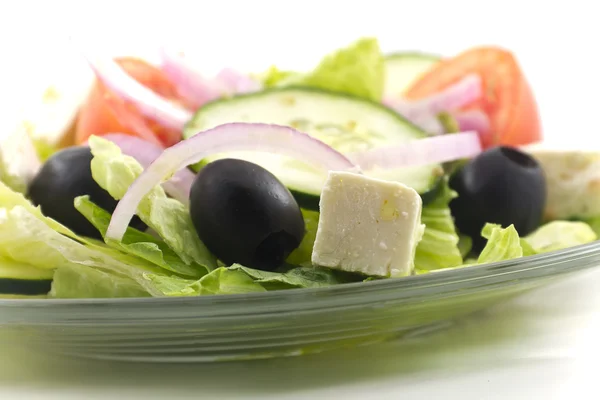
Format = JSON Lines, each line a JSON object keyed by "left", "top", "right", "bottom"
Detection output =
{"left": 385, "top": 52, "right": 440, "bottom": 97}
{"left": 184, "top": 87, "right": 443, "bottom": 210}
{"left": 0, "top": 261, "right": 53, "bottom": 295}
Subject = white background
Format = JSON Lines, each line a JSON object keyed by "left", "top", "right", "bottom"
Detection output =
{"left": 1, "top": 0, "right": 600, "bottom": 398}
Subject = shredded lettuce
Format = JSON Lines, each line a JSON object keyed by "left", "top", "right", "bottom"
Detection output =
{"left": 50, "top": 264, "right": 151, "bottom": 298}
{"left": 258, "top": 66, "right": 302, "bottom": 88}
{"left": 260, "top": 38, "right": 385, "bottom": 101}
{"left": 74, "top": 196, "right": 205, "bottom": 278}
{"left": 457, "top": 234, "right": 473, "bottom": 258}
{"left": 230, "top": 263, "right": 358, "bottom": 290}
{"left": 286, "top": 209, "right": 319, "bottom": 265}
{"left": 299, "top": 37, "right": 385, "bottom": 101}
{"left": 582, "top": 216, "right": 600, "bottom": 237}
{"left": 144, "top": 267, "right": 266, "bottom": 296}
{"left": 414, "top": 180, "right": 463, "bottom": 270}
{"left": 0, "top": 205, "right": 168, "bottom": 295}
{"left": 88, "top": 136, "right": 216, "bottom": 272}
{"left": 477, "top": 224, "right": 523, "bottom": 263}
{"left": 524, "top": 221, "right": 597, "bottom": 253}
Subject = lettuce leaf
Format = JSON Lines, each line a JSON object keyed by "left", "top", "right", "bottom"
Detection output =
{"left": 143, "top": 267, "right": 266, "bottom": 296}
{"left": 414, "top": 180, "right": 463, "bottom": 270}
{"left": 285, "top": 209, "right": 319, "bottom": 265}
{"left": 523, "top": 221, "right": 597, "bottom": 253}
{"left": 299, "top": 37, "right": 385, "bottom": 101}
{"left": 88, "top": 136, "right": 216, "bottom": 272}
{"left": 49, "top": 264, "right": 151, "bottom": 298}
{"left": 258, "top": 66, "right": 302, "bottom": 88}
{"left": 74, "top": 196, "right": 205, "bottom": 278}
{"left": 0, "top": 203, "right": 166, "bottom": 296}
{"left": 582, "top": 216, "right": 600, "bottom": 237}
{"left": 262, "top": 38, "right": 385, "bottom": 101}
{"left": 477, "top": 224, "right": 523, "bottom": 263}
{"left": 230, "top": 264, "right": 357, "bottom": 290}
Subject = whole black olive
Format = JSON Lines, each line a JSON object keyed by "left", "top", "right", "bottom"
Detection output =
{"left": 189, "top": 159, "right": 305, "bottom": 271}
{"left": 449, "top": 146, "right": 546, "bottom": 251}
{"left": 27, "top": 146, "right": 146, "bottom": 238}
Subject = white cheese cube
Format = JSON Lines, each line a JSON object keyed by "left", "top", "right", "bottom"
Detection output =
{"left": 311, "top": 171, "right": 424, "bottom": 277}
{"left": 524, "top": 146, "right": 600, "bottom": 220}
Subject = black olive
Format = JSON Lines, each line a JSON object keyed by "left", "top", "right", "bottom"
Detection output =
{"left": 189, "top": 159, "right": 305, "bottom": 271}
{"left": 27, "top": 146, "right": 146, "bottom": 239}
{"left": 449, "top": 146, "right": 546, "bottom": 251}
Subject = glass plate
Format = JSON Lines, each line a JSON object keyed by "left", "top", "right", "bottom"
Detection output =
{"left": 1, "top": 242, "right": 599, "bottom": 363}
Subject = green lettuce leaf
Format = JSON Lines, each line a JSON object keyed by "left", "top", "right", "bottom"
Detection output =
{"left": 29, "top": 136, "right": 59, "bottom": 163}
{"left": 88, "top": 136, "right": 216, "bottom": 272}
{"left": 49, "top": 264, "right": 151, "bottom": 298}
{"left": 295, "top": 38, "right": 385, "bottom": 101}
{"left": 457, "top": 234, "right": 473, "bottom": 259}
{"left": 257, "top": 66, "right": 302, "bottom": 87}
{"left": 74, "top": 196, "right": 205, "bottom": 278}
{"left": 414, "top": 180, "right": 463, "bottom": 270}
{"left": 230, "top": 263, "right": 357, "bottom": 290}
{"left": 286, "top": 209, "right": 319, "bottom": 265}
{"left": 477, "top": 224, "right": 523, "bottom": 263}
{"left": 523, "top": 221, "right": 597, "bottom": 254}
{"left": 144, "top": 267, "right": 266, "bottom": 296}
{"left": 582, "top": 216, "right": 600, "bottom": 237}
{"left": 0, "top": 203, "right": 167, "bottom": 296}
{"left": 481, "top": 223, "right": 536, "bottom": 257}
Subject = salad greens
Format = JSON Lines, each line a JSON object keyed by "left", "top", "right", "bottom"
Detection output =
{"left": 414, "top": 180, "right": 463, "bottom": 271}
{"left": 74, "top": 196, "right": 203, "bottom": 278}
{"left": 260, "top": 37, "right": 385, "bottom": 101}
{"left": 88, "top": 136, "right": 216, "bottom": 273}
{"left": 1, "top": 37, "right": 599, "bottom": 300}
{"left": 49, "top": 264, "right": 151, "bottom": 299}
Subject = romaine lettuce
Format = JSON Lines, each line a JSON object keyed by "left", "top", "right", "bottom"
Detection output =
{"left": 75, "top": 196, "right": 205, "bottom": 278}
{"left": 414, "top": 180, "right": 463, "bottom": 270}
{"left": 50, "top": 264, "right": 151, "bottom": 298}
{"left": 88, "top": 136, "right": 216, "bottom": 272}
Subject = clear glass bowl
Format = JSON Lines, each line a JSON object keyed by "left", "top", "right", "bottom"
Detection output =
{"left": 1, "top": 242, "right": 599, "bottom": 363}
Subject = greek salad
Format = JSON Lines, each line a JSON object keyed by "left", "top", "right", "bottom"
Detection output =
{"left": 1, "top": 37, "right": 598, "bottom": 299}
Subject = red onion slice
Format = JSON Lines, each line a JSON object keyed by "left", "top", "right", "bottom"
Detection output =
{"left": 384, "top": 74, "right": 482, "bottom": 135}
{"left": 454, "top": 109, "right": 491, "bottom": 134}
{"left": 85, "top": 54, "right": 192, "bottom": 130}
{"left": 100, "top": 134, "right": 196, "bottom": 205}
{"left": 408, "top": 74, "right": 482, "bottom": 115}
{"left": 160, "top": 49, "right": 262, "bottom": 109}
{"left": 160, "top": 48, "right": 226, "bottom": 109}
{"left": 106, "top": 123, "right": 357, "bottom": 241}
{"left": 216, "top": 68, "right": 262, "bottom": 94}
{"left": 349, "top": 131, "right": 482, "bottom": 170}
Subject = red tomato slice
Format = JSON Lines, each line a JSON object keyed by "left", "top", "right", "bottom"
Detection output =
{"left": 405, "top": 47, "right": 542, "bottom": 149}
{"left": 75, "top": 58, "right": 185, "bottom": 147}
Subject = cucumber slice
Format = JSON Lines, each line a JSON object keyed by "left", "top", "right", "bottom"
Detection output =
{"left": 184, "top": 87, "right": 443, "bottom": 210}
{"left": 0, "top": 260, "right": 54, "bottom": 295}
{"left": 385, "top": 52, "right": 440, "bottom": 97}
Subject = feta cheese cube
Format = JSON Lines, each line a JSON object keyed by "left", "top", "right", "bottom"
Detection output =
{"left": 524, "top": 146, "right": 600, "bottom": 220}
{"left": 311, "top": 171, "right": 424, "bottom": 277}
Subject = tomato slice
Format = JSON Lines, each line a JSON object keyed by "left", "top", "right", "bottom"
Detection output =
{"left": 405, "top": 47, "right": 542, "bottom": 149}
{"left": 75, "top": 58, "right": 185, "bottom": 147}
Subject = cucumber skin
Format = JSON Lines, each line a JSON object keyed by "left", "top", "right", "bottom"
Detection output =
{"left": 385, "top": 51, "right": 441, "bottom": 61}
{"left": 0, "top": 279, "right": 52, "bottom": 296}
{"left": 185, "top": 85, "right": 445, "bottom": 210}
{"left": 183, "top": 85, "right": 428, "bottom": 141}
